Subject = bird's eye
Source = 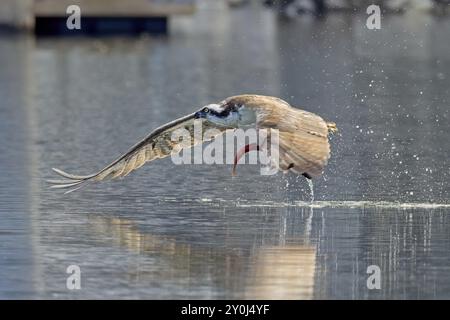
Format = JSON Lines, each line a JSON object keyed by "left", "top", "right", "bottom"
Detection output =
{"left": 203, "top": 107, "right": 209, "bottom": 113}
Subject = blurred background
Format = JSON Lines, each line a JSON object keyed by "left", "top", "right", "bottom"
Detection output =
{"left": 0, "top": 0, "right": 449, "bottom": 299}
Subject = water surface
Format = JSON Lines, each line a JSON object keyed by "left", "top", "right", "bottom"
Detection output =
{"left": 0, "top": 2, "right": 449, "bottom": 299}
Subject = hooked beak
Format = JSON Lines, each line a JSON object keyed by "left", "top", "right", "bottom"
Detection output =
{"left": 194, "top": 110, "right": 207, "bottom": 119}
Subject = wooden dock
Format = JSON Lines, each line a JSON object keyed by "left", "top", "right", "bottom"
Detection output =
{"left": 0, "top": 0, "right": 195, "bottom": 34}
{"left": 34, "top": 0, "right": 195, "bottom": 17}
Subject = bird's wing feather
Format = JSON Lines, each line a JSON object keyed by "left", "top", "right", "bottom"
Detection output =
{"left": 258, "top": 107, "right": 331, "bottom": 177}
{"left": 48, "top": 113, "right": 226, "bottom": 193}
{"left": 278, "top": 131, "right": 330, "bottom": 177}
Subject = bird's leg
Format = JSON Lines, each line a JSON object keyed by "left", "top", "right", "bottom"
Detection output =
{"left": 232, "top": 143, "right": 260, "bottom": 176}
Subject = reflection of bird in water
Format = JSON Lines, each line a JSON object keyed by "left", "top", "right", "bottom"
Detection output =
{"left": 245, "top": 246, "right": 316, "bottom": 299}
{"left": 49, "top": 95, "right": 337, "bottom": 193}
{"left": 89, "top": 212, "right": 317, "bottom": 299}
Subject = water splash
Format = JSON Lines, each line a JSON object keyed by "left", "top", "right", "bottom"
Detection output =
{"left": 197, "top": 198, "right": 450, "bottom": 209}
{"left": 307, "top": 179, "right": 314, "bottom": 202}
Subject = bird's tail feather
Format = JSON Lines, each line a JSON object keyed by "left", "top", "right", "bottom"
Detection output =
{"left": 278, "top": 131, "right": 330, "bottom": 178}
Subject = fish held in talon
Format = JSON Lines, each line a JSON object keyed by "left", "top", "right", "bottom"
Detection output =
{"left": 232, "top": 143, "right": 260, "bottom": 176}
{"left": 48, "top": 94, "right": 337, "bottom": 193}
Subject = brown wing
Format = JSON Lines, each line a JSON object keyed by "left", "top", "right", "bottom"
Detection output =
{"left": 259, "top": 107, "right": 331, "bottom": 178}
{"left": 48, "top": 113, "right": 226, "bottom": 193}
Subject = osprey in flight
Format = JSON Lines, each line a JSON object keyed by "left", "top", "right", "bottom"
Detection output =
{"left": 48, "top": 95, "right": 337, "bottom": 193}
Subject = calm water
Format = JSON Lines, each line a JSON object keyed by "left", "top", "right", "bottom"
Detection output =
{"left": 0, "top": 2, "right": 450, "bottom": 299}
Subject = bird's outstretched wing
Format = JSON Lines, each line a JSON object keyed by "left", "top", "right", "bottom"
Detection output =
{"left": 48, "top": 113, "right": 226, "bottom": 193}
{"left": 258, "top": 107, "right": 332, "bottom": 178}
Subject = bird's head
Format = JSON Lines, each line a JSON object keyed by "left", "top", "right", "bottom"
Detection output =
{"left": 194, "top": 96, "right": 257, "bottom": 128}
{"left": 194, "top": 102, "right": 240, "bottom": 127}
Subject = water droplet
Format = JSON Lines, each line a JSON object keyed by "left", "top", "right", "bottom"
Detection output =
{"left": 307, "top": 179, "right": 314, "bottom": 203}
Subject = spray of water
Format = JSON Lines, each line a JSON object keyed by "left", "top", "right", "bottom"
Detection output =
{"left": 198, "top": 198, "right": 450, "bottom": 209}
{"left": 307, "top": 179, "right": 314, "bottom": 202}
